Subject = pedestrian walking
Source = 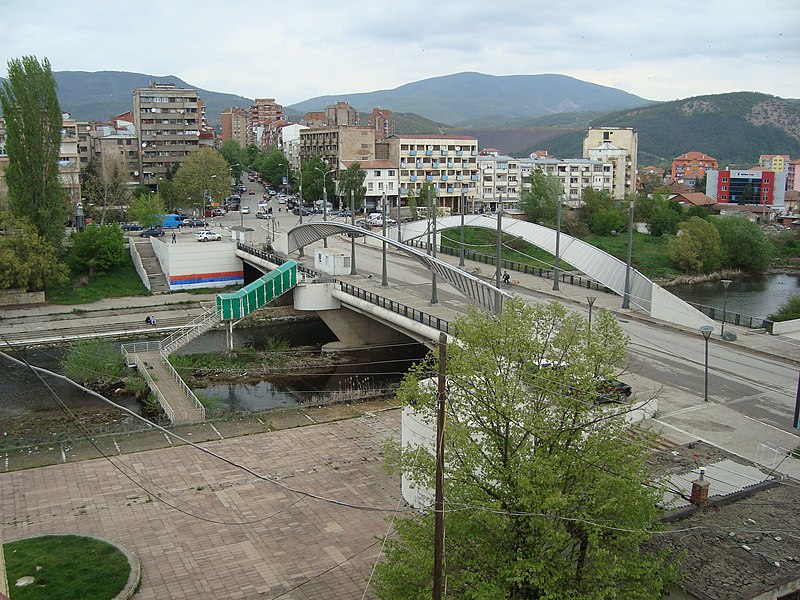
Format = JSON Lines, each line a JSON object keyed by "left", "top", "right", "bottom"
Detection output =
{"left": 171, "top": 232, "right": 176, "bottom": 244}
{"left": 502, "top": 271, "right": 511, "bottom": 286}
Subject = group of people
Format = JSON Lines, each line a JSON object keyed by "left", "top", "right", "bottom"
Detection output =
{"left": 144, "top": 315, "right": 158, "bottom": 326}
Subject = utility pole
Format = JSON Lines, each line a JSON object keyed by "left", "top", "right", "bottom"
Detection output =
{"left": 433, "top": 331, "right": 447, "bottom": 600}
{"left": 381, "top": 190, "right": 388, "bottom": 286}
{"left": 350, "top": 190, "right": 357, "bottom": 275}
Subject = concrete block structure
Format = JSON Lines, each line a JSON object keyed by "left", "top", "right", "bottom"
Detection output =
{"left": 583, "top": 127, "right": 638, "bottom": 199}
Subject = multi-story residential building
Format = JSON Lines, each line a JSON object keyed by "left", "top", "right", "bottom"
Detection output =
{"left": 583, "top": 127, "right": 637, "bottom": 199}
{"left": 671, "top": 151, "right": 718, "bottom": 184}
{"left": 304, "top": 112, "right": 326, "bottom": 128}
{"left": 787, "top": 158, "right": 800, "bottom": 192}
{"left": 248, "top": 98, "right": 283, "bottom": 146}
{"left": 759, "top": 154, "right": 791, "bottom": 175}
{"left": 341, "top": 159, "right": 399, "bottom": 212}
{"left": 525, "top": 156, "right": 614, "bottom": 207}
{"left": 299, "top": 125, "right": 377, "bottom": 169}
{"left": 281, "top": 123, "right": 309, "bottom": 171}
{"left": 325, "top": 101, "right": 359, "bottom": 127}
{"left": 0, "top": 119, "right": 8, "bottom": 209}
{"left": 368, "top": 108, "right": 395, "bottom": 140}
{"left": 220, "top": 107, "right": 249, "bottom": 147}
{"left": 59, "top": 114, "right": 81, "bottom": 207}
{"left": 133, "top": 83, "right": 201, "bottom": 186}
{"left": 389, "top": 134, "right": 479, "bottom": 214}
{"left": 706, "top": 168, "right": 786, "bottom": 208}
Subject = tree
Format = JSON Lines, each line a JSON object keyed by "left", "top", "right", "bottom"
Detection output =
{"left": 0, "top": 212, "right": 67, "bottom": 291}
{"left": 254, "top": 147, "right": 289, "bottom": 190}
{"left": 581, "top": 188, "right": 615, "bottom": 227}
{"left": 337, "top": 162, "right": 365, "bottom": 212}
{"left": 173, "top": 148, "right": 231, "bottom": 216}
{"left": 300, "top": 156, "right": 328, "bottom": 207}
{"left": 219, "top": 140, "right": 245, "bottom": 181}
{"left": 81, "top": 156, "right": 130, "bottom": 224}
{"left": 667, "top": 216, "right": 722, "bottom": 274}
{"left": 589, "top": 208, "right": 626, "bottom": 236}
{"left": 66, "top": 224, "right": 126, "bottom": 278}
{"left": 128, "top": 193, "right": 165, "bottom": 228}
{"left": 521, "top": 168, "right": 562, "bottom": 225}
{"left": 375, "top": 300, "right": 677, "bottom": 599}
{"left": 769, "top": 294, "right": 800, "bottom": 322}
{"left": 713, "top": 215, "right": 771, "bottom": 272}
{"left": 0, "top": 56, "right": 66, "bottom": 246}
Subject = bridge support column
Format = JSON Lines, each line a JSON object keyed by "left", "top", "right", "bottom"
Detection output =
{"left": 226, "top": 321, "right": 234, "bottom": 352}
{"left": 316, "top": 308, "right": 410, "bottom": 352}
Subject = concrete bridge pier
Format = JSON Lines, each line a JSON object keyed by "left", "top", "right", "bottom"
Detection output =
{"left": 294, "top": 281, "right": 409, "bottom": 351}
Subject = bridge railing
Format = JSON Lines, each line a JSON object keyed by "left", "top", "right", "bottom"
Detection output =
{"left": 158, "top": 349, "right": 205, "bottom": 420}
{"left": 237, "top": 243, "right": 321, "bottom": 278}
{"left": 404, "top": 239, "right": 615, "bottom": 294}
{"left": 686, "top": 301, "right": 773, "bottom": 331}
{"left": 339, "top": 282, "right": 451, "bottom": 334}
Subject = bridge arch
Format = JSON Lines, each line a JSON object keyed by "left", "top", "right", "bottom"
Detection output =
{"left": 285, "top": 221, "right": 509, "bottom": 314}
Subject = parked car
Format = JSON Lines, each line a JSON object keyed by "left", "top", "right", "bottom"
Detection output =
{"left": 139, "top": 227, "right": 165, "bottom": 237}
{"left": 594, "top": 379, "right": 633, "bottom": 404}
{"left": 292, "top": 206, "right": 314, "bottom": 216}
{"left": 196, "top": 230, "right": 222, "bottom": 242}
{"left": 121, "top": 222, "right": 143, "bottom": 231}
{"left": 211, "top": 208, "right": 226, "bottom": 216}
{"left": 183, "top": 218, "right": 208, "bottom": 227}
{"left": 256, "top": 211, "right": 269, "bottom": 219}
{"left": 241, "top": 206, "right": 250, "bottom": 214}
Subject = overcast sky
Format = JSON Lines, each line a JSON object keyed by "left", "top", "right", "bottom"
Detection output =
{"left": 2, "top": 0, "right": 798, "bottom": 105}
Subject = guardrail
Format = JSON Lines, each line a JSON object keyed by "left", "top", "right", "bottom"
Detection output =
{"left": 161, "top": 308, "right": 222, "bottom": 355}
{"left": 406, "top": 239, "right": 615, "bottom": 294}
{"left": 127, "top": 350, "right": 175, "bottom": 422}
{"left": 687, "top": 301, "right": 773, "bottom": 331}
{"left": 159, "top": 350, "right": 205, "bottom": 420}
{"left": 237, "top": 243, "right": 321, "bottom": 279}
{"left": 121, "top": 341, "right": 162, "bottom": 366}
{"left": 339, "top": 282, "right": 451, "bottom": 334}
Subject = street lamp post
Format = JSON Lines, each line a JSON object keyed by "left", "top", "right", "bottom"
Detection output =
{"left": 315, "top": 167, "right": 334, "bottom": 248}
{"left": 459, "top": 188, "right": 465, "bottom": 267}
{"left": 553, "top": 195, "right": 561, "bottom": 291}
{"left": 381, "top": 191, "right": 388, "bottom": 286}
{"left": 297, "top": 166, "right": 304, "bottom": 257}
{"left": 495, "top": 196, "right": 502, "bottom": 295}
{"left": 350, "top": 190, "right": 357, "bottom": 275}
{"left": 699, "top": 325, "right": 714, "bottom": 402}
{"left": 622, "top": 200, "right": 635, "bottom": 309}
{"left": 720, "top": 279, "right": 732, "bottom": 338}
{"left": 587, "top": 295, "right": 597, "bottom": 330}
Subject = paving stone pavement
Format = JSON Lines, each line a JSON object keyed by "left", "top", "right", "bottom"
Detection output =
{"left": 1, "top": 409, "right": 405, "bottom": 599}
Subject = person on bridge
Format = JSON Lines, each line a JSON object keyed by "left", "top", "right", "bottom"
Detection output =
{"left": 502, "top": 271, "right": 511, "bottom": 286}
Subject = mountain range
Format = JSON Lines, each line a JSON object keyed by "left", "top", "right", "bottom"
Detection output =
{"left": 2, "top": 70, "right": 798, "bottom": 166}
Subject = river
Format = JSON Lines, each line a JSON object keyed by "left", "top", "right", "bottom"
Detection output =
{"left": 667, "top": 273, "right": 800, "bottom": 319}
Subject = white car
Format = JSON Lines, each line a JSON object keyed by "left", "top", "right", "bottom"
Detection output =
{"left": 241, "top": 206, "right": 250, "bottom": 214}
{"left": 195, "top": 230, "right": 222, "bottom": 242}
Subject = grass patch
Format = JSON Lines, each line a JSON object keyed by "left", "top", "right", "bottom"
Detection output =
{"left": 169, "top": 347, "right": 266, "bottom": 380}
{"left": 4, "top": 535, "right": 130, "bottom": 600}
{"left": 45, "top": 258, "right": 149, "bottom": 304}
{"left": 440, "top": 227, "right": 575, "bottom": 271}
{"left": 585, "top": 232, "right": 681, "bottom": 279}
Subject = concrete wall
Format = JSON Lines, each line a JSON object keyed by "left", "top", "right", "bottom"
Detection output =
{"left": 152, "top": 239, "right": 243, "bottom": 290}
{"left": 771, "top": 318, "right": 800, "bottom": 335}
{"left": 0, "top": 289, "right": 45, "bottom": 307}
{"left": 128, "top": 241, "right": 151, "bottom": 291}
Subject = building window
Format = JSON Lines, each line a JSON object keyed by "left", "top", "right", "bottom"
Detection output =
{"left": 388, "top": 170, "right": 395, "bottom": 176}
{"left": 367, "top": 182, "right": 373, "bottom": 191}
{"left": 603, "top": 132, "right": 610, "bottom": 140}
{"left": 374, "top": 170, "right": 381, "bottom": 176}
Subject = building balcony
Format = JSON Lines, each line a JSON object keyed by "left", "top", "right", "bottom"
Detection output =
{"left": 400, "top": 162, "right": 407, "bottom": 168}
{"left": 400, "top": 187, "right": 408, "bottom": 194}
{"left": 447, "top": 187, "right": 455, "bottom": 193}
{"left": 442, "top": 150, "right": 449, "bottom": 156}
{"left": 456, "top": 150, "right": 463, "bottom": 156}
{"left": 426, "top": 175, "right": 433, "bottom": 181}
{"left": 456, "top": 175, "right": 464, "bottom": 181}
{"left": 471, "top": 150, "right": 478, "bottom": 156}
{"left": 447, "top": 162, "right": 454, "bottom": 168}
{"left": 471, "top": 175, "right": 478, "bottom": 180}
{"left": 425, "top": 149, "right": 433, "bottom": 156}
{"left": 410, "top": 175, "right": 417, "bottom": 182}
{"left": 409, "top": 150, "right": 417, "bottom": 156}
{"left": 432, "top": 161, "right": 440, "bottom": 168}
{"left": 416, "top": 162, "right": 424, "bottom": 168}
{"left": 441, "top": 175, "right": 448, "bottom": 181}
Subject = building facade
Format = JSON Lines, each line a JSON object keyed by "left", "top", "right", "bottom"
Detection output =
{"left": 325, "top": 102, "right": 359, "bottom": 127}
{"left": 341, "top": 159, "right": 399, "bottom": 213}
{"left": 388, "top": 134, "right": 479, "bottom": 214}
{"left": 706, "top": 169, "right": 786, "bottom": 208}
{"left": 583, "top": 127, "right": 637, "bottom": 199}
{"left": 249, "top": 98, "right": 283, "bottom": 146}
{"left": 759, "top": 154, "right": 791, "bottom": 175}
{"left": 299, "top": 126, "right": 377, "bottom": 168}
{"left": 368, "top": 108, "right": 395, "bottom": 140}
{"left": 220, "top": 107, "right": 249, "bottom": 147}
{"left": 671, "top": 151, "right": 718, "bottom": 184}
{"left": 133, "top": 83, "right": 201, "bottom": 186}
{"left": 787, "top": 158, "right": 800, "bottom": 192}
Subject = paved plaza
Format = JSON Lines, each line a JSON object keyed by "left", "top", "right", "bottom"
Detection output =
{"left": 1, "top": 409, "right": 404, "bottom": 599}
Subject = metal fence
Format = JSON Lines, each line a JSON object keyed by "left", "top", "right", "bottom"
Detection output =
{"left": 339, "top": 282, "right": 451, "bottom": 335}
{"left": 687, "top": 301, "right": 773, "bottom": 331}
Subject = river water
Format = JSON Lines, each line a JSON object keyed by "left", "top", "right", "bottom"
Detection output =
{"left": 667, "top": 273, "right": 800, "bottom": 319}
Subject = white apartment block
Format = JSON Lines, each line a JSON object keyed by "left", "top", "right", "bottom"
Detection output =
{"left": 341, "top": 160, "right": 399, "bottom": 212}
{"left": 281, "top": 123, "right": 309, "bottom": 171}
{"left": 389, "top": 134, "right": 479, "bottom": 214}
{"left": 583, "top": 127, "right": 637, "bottom": 199}
{"left": 477, "top": 153, "right": 614, "bottom": 211}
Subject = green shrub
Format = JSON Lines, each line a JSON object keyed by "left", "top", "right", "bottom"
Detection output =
{"left": 769, "top": 294, "right": 800, "bottom": 322}
{"left": 713, "top": 215, "right": 771, "bottom": 272}
{"left": 589, "top": 208, "right": 626, "bottom": 236}
{"left": 61, "top": 340, "right": 126, "bottom": 385}
{"left": 66, "top": 224, "right": 126, "bottom": 277}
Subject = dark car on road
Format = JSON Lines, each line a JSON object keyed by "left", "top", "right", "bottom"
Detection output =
{"left": 121, "top": 222, "right": 143, "bottom": 231}
{"left": 594, "top": 379, "right": 633, "bottom": 404}
{"left": 139, "top": 227, "right": 165, "bottom": 237}
{"left": 292, "top": 206, "right": 314, "bottom": 216}
{"left": 183, "top": 219, "right": 208, "bottom": 228}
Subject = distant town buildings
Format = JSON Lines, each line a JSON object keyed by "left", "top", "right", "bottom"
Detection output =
{"left": 759, "top": 154, "right": 790, "bottom": 174}
{"left": 706, "top": 168, "right": 786, "bottom": 208}
{"left": 220, "top": 107, "right": 249, "bottom": 147}
{"left": 671, "top": 151, "right": 718, "bottom": 185}
{"left": 325, "top": 101, "right": 359, "bottom": 127}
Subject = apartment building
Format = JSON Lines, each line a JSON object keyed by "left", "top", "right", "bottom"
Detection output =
{"left": 249, "top": 98, "right": 283, "bottom": 146}
{"left": 59, "top": 115, "right": 81, "bottom": 207}
{"left": 583, "top": 127, "right": 638, "bottom": 199}
{"left": 221, "top": 107, "right": 249, "bottom": 147}
{"left": 759, "top": 154, "right": 791, "bottom": 174}
{"left": 388, "top": 134, "right": 479, "bottom": 214}
{"left": 299, "top": 125, "right": 377, "bottom": 168}
{"left": 671, "top": 151, "right": 718, "bottom": 184}
{"left": 133, "top": 83, "right": 201, "bottom": 186}
{"left": 341, "top": 159, "right": 399, "bottom": 212}
{"left": 281, "top": 123, "right": 309, "bottom": 171}
{"left": 368, "top": 108, "right": 395, "bottom": 140}
{"left": 787, "top": 158, "right": 800, "bottom": 192}
{"left": 304, "top": 112, "right": 326, "bottom": 128}
{"left": 325, "top": 101, "right": 359, "bottom": 127}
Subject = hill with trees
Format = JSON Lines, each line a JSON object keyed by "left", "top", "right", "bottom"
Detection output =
{"left": 527, "top": 92, "right": 800, "bottom": 165}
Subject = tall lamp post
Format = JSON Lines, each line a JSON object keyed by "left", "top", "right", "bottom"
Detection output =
{"left": 459, "top": 188, "right": 466, "bottom": 267}
{"left": 315, "top": 167, "right": 334, "bottom": 248}
{"left": 430, "top": 186, "right": 438, "bottom": 305}
{"left": 622, "top": 200, "right": 635, "bottom": 309}
{"left": 699, "top": 325, "right": 714, "bottom": 402}
{"left": 553, "top": 195, "right": 561, "bottom": 291}
{"left": 587, "top": 295, "right": 597, "bottom": 330}
{"left": 720, "top": 279, "right": 732, "bottom": 338}
{"left": 350, "top": 190, "right": 357, "bottom": 275}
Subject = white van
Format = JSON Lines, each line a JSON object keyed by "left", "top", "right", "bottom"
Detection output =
{"left": 367, "top": 212, "right": 384, "bottom": 226}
